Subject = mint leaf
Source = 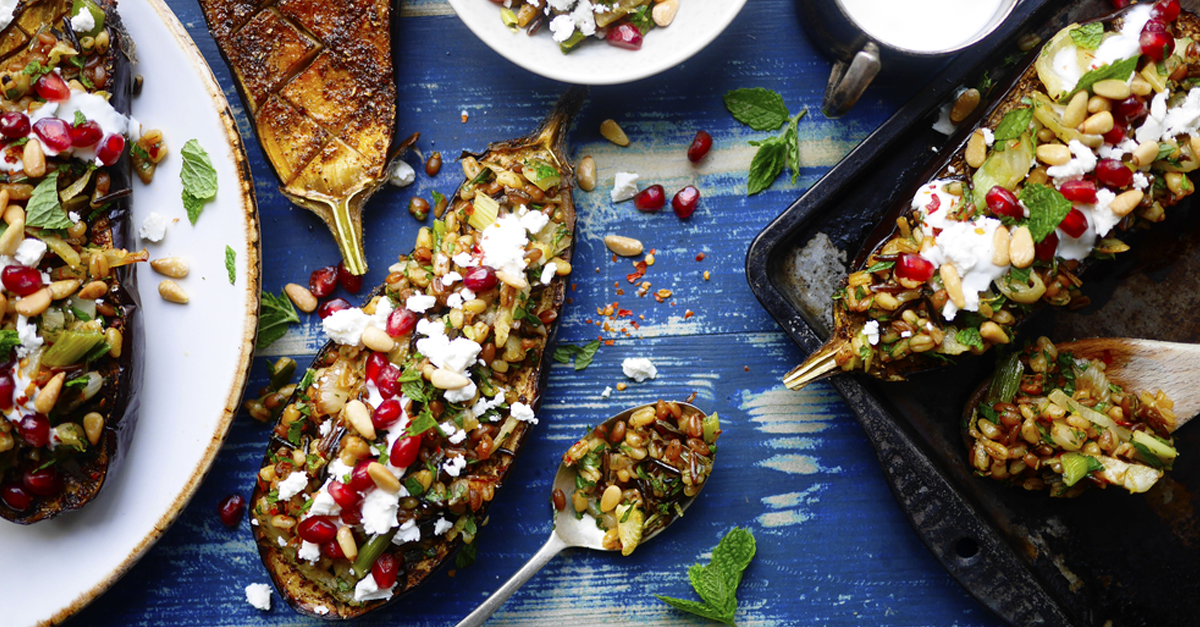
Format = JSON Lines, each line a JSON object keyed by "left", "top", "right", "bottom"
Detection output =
{"left": 256, "top": 290, "right": 299, "bottom": 349}
{"left": 224, "top": 245, "right": 236, "bottom": 285}
{"left": 0, "top": 329, "right": 19, "bottom": 356}
{"left": 711, "top": 526, "right": 756, "bottom": 595}
{"left": 866, "top": 261, "right": 895, "bottom": 273}
{"left": 183, "top": 190, "right": 204, "bottom": 224}
{"left": 1062, "top": 56, "right": 1139, "bottom": 102}
{"left": 25, "top": 172, "right": 72, "bottom": 229}
{"left": 785, "top": 110, "right": 807, "bottom": 184}
{"left": 747, "top": 136, "right": 787, "bottom": 195}
{"left": 993, "top": 107, "right": 1034, "bottom": 142}
{"left": 689, "top": 563, "right": 733, "bottom": 613}
{"left": 956, "top": 327, "right": 985, "bottom": 351}
{"left": 553, "top": 345, "right": 578, "bottom": 364}
{"left": 655, "top": 596, "right": 735, "bottom": 626}
{"left": 180, "top": 139, "right": 218, "bottom": 200}
{"left": 723, "top": 88, "right": 789, "bottom": 131}
{"left": 1156, "top": 142, "right": 1176, "bottom": 162}
{"left": 628, "top": 4, "right": 654, "bottom": 34}
{"left": 574, "top": 339, "right": 600, "bottom": 370}
{"left": 72, "top": 110, "right": 86, "bottom": 127}
{"left": 1020, "top": 183, "right": 1072, "bottom": 243}
{"left": 1070, "top": 23, "right": 1104, "bottom": 50}
{"left": 406, "top": 406, "right": 438, "bottom": 437}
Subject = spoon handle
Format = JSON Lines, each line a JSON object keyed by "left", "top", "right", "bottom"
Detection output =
{"left": 455, "top": 532, "right": 569, "bottom": 627}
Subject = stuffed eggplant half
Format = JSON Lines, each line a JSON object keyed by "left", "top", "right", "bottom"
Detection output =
{"left": 0, "top": 0, "right": 143, "bottom": 524}
{"left": 250, "top": 88, "right": 585, "bottom": 619}
{"left": 787, "top": 2, "right": 1200, "bottom": 389}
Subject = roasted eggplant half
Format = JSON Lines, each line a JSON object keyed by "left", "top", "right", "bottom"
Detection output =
{"left": 0, "top": 0, "right": 143, "bottom": 524}
{"left": 198, "top": 0, "right": 400, "bottom": 275}
{"left": 250, "top": 88, "right": 586, "bottom": 618}
{"left": 787, "top": 4, "right": 1200, "bottom": 390}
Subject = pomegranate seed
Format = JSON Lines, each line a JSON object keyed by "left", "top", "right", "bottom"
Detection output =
{"left": 95, "top": 134, "right": 124, "bottom": 167}
{"left": 1112, "top": 97, "right": 1148, "bottom": 124}
{"left": 317, "top": 297, "right": 351, "bottom": 319}
{"left": 0, "top": 112, "right": 28, "bottom": 139}
{"left": 372, "top": 553, "right": 399, "bottom": 589}
{"left": 218, "top": 494, "right": 245, "bottom": 527}
{"left": 322, "top": 540, "right": 345, "bottom": 560}
{"left": 462, "top": 265, "right": 498, "bottom": 292}
{"left": 309, "top": 265, "right": 338, "bottom": 298}
{"left": 1058, "top": 208, "right": 1089, "bottom": 238}
{"left": 0, "top": 375, "right": 13, "bottom": 411}
{"left": 297, "top": 516, "right": 338, "bottom": 544}
{"left": 348, "top": 460, "right": 375, "bottom": 492}
{"left": 389, "top": 436, "right": 420, "bottom": 469}
{"left": 1102, "top": 121, "right": 1126, "bottom": 145}
{"left": 895, "top": 253, "right": 935, "bottom": 283}
{"left": 33, "top": 118, "right": 71, "bottom": 152}
{"left": 1, "top": 483, "right": 32, "bottom": 510}
{"left": 386, "top": 308, "right": 417, "bottom": 337}
{"left": 687, "top": 130, "right": 712, "bottom": 163}
{"left": 1035, "top": 231, "right": 1059, "bottom": 261}
{"left": 672, "top": 185, "right": 700, "bottom": 219}
{"left": 17, "top": 414, "right": 49, "bottom": 448}
{"left": 372, "top": 399, "right": 402, "bottom": 430}
{"left": 34, "top": 72, "right": 70, "bottom": 101}
{"left": 336, "top": 261, "right": 362, "bottom": 293}
{"left": 1140, "top": 20, "right": 1174, "bottom": 61}
{"left": 340, "top": 503, "right": 362, "bottom": 526}
{"left": 1110, "top": 0, "right": 1130, "bottom": 7}
{"left": 633, "top": 185, "right": 666, "bottom": 212}
{"left": 365, "top": 351, "right": 388, "bottom": 385}
{"left": 70, "top": 120, "right": 102, "bottom": 147}
{"left": 23, "top": 467, "right": 60, "bottom": 496}
{"left": 377, "top": 364, "right": 401, "bottom": 398}
{"left": 1095, "top": 159, "right": 1134, "bottom": 188}
{"left": 985, "top": 186, "right": 1022, "bottom": 218}
{"left": 1059, "top": 179, "right": 1098, "bottom": 204}
{"left": 1152, "top": 0, "right": 1181, "bottom": 22}
{"left": 2, "top": 265, "right": 42, "bottom": 296}
{"left": 606, "top": 22, "right": 643, "bottom": 50}
{"left": 328, "top": 480, "right": 362, "bottom": 508}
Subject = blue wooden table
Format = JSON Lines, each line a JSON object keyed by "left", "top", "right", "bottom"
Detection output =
{"left": 76, "top": 0, "right": 1007, "bottom": 625}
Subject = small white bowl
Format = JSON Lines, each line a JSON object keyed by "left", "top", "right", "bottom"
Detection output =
{"left": 447, "top": 0, "right": 749, "bottom": 85}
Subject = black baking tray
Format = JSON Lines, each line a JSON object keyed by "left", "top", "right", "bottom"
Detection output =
{"left": 748, "top": 1, "right": 1200, "bottom": 626}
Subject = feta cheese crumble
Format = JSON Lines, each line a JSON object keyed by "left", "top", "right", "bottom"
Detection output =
{"left": 433, "top": 517, "right": 454, "bottom": 536}
{"left": 353, "top": 573, "right": 395, "bottom": 603}
{"left": 322, "top": 298, "right": 394, "bottom": 346}
{"left": 275, "top": 471, "right": 309, "bottom": 501}
{"left": 245, "top": 583, "right": 272, "bottom": 611}
{"left": 510, "top": 401, "right": 538, "bottom": 424}
{"left": 611, "top": 171, "right": 639, "bottom": 202}
{"left": 70, "top": 7, "right": 94, "bottom": 33}
{"left": 139, "top": 212, "right": 168, "bottom": 242}
{"left": 622, "top": 357, "right": 657, "bottom": 382}
{"left": 406, "top": 293, "right": 437, "bottom": 313}
{"left": 388, "top": 159, "right": 416, "bottom": 187}
{"left": 862, "top": 320, "right": 880, "bottom": 346}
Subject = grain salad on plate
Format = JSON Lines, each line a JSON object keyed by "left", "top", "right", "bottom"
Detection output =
{"left": 497, "top": 0, "right": 678, "bottom": 53}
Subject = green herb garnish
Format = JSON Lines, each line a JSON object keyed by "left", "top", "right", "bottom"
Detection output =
{"left": 553, "top": 339, "right": 601, "bottom": 371}
{"left": 224, "top": 245, "right": 236, "bottom": 285}
{"left": 657, "top": 527, "right": 756, "bottom": 626}
{"left": 1069, "top": 23, "right": 1104, "bottom": 50}
{"left": 25, "top": 172, "right": 72, "bottom": 229}
{"left": 256, "top": 290, "right": 300, "bottom": 350}
{"left": 180, "top": 139, "right": 218, "bottom": 224}
{"left": 1019, "top": 183, "right": 1072, "bottom": 243}
{"left": 993, "top": 107, "right": 1034, "bottom": 142}
{"left": 722, "top": 88, "right": 789, "bottom": 131}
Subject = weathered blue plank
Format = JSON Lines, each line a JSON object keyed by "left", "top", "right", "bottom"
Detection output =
{"left": 69, "top": 0, "right": 1006, "bottom": 626}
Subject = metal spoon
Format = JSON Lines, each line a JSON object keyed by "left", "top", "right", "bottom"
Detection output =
{"left": 454, "top": 402, "right": 711, "bottom": 627}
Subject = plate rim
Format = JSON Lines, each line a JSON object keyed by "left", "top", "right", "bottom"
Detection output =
{"left": 40, "top": 0, "right": 260, "bottom": 623}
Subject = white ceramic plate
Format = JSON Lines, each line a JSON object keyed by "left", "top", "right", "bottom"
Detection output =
{"left": 447, "top": 0, "right": 749, "bottom": 84}
{"left": 2, "top": 1, "right": 259, "bottom": 625}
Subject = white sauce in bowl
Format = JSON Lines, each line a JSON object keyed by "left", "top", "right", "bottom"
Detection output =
{"left": 837, "top": 0, "right": 1010, "bottom": 53}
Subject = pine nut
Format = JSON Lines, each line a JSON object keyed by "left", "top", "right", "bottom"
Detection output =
{"left": 0, "top": 204, "right": 23, "bottom": 256}
{"left": 367, "top": 461, "right": 401, "bottom": 493}
{"left": 1036, "top": 144, "right": 1072, "bottom": 166}
{"left": 89, "top": 252, "right": 109, "bottom": 279}
{"left": 15, "top": 287, "right": 50, "bottom": 317}
{"left": 909, "top": 334, "right": 936, "bottom": 352}
{"left": 1080, "top": 111, "right": 1113, "bottom": 135}
{"left": 1062, "top": 91, "right": 1089, "bottom": 129}
{"left": 22, "top": 140, "right": 44, "bottom": 177}
{"left": 1110, "top": 189, "right": 1144, "bottom": 217}
{"left": 600, "top": 119, "right": 630, "bottom": 146}
{"left": 992, "top": 225, "right": 1010, "bottom": 266}
{"left": 1131, "top": 74, "right": 1153, "bottom": 96}
{"left": 1010, "top": 226, "right": 1035, "bottom": 268}
{"left": 271, "top": 514, "right": 296, "bottom": 530}
{"left": 652, "top": 0, "right": 678, "bottom": 27}
{"left": 1191, "top": 135, "right": 1200, "bottom": 159}
{"left": 343, "top": 399, "right": 375, "bottom": 440}
{"left": 48, "top": 279, "right": 79, "bottom": 300}
{"left": 0, "top": 431, "right": 10, "bottom": 453}
{"left": 600, "top": 484, "right": 622, "bottom": 512}
{"left": 431, "top": 368, "right": 470, "bottom": 390}
{"left": 361, "top": 326, "right": 394, "bottom": 353}
{"left": 1133, "top": 141, "right": 1160, "bottom": 168}
{"left": 980, "top": 321, "right": 1009, "bottom": 344}
{"left": 1087, "top": 95, "right": 1111, "bottom": 113}
{"left": 965, "top": 130, "right": 987, "bottom": 169}
{"left": 1036, "top": 128, "right": 1056, "bottom": 143}
{"left": 939, "top": 264, "right": 966, "bottom": 309}
{"left": 464, "top": 298, "right": 488, "bottom": 314}
{"left": 1166, "top": 172, "right": 1192, "bottom": 196}
{"left": 336, "top": 526, "right": 358, "bottom": 561}
{"left": 1092, "top": 79, "right": 1130, "bottom": 100}
{"left": 34, "top": 372, "right": 64, "bottom": 414}
{"left": 552, "top": 258, "right": 571, "bottom": 275}
{"left": 82, "top": 412, "right": 104, "bottom": 445}
{"left": 106, "top": 327, "right": 122, "bottom": 358}
{"left": 150, "top": 256, "right": 189, "bottom": 278}
{"left": 157, "top": 279, "right": 188, "bottom": 304}
{"left": 78, "top": 280, "right": 107, "bottom": 299}
{"left": 576, "top": 156, "right": 596, "bottom": 191}
{"left": 282, "top": 282, "right": 316, "bottom": 313}
{"left": 604, "top": 235, "right": 644, "bottom": 257}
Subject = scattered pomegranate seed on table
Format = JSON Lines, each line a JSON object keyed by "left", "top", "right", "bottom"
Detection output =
{"left": 672, "top": 185, "right": 700, "bottom": 218}
{"left": 309, "top": 265, "right": 338, "bottom": 298}
{"left": 336, "top": 261, "right": 362, "bottom": 293}
{"left": 218, "top": 494, "right": 245, "bottom": 527}
{"left": 633, "top": 185, "right": 666, "bottom": 212}
{"left": 687, "top": 130, "right": 712, "bottom": 162}
{"left": 317, "top": 297, "right": 351, "bottom": 319}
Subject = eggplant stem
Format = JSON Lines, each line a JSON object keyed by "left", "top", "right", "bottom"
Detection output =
{"left": 327, "top": 195, "right": 366, "bottom": 276}
{"left": 783, "top": 341, "right": 843, "bottom": 390}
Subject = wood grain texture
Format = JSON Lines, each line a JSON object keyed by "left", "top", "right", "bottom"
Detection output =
{"left": 68, "top": 0, "right": 1004, "bottom": 625}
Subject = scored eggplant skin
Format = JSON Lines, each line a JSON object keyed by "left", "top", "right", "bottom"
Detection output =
{"left": 0, "top": 0, "right": 142, "bottom": 524}
{"left": 252, "top": 88, "right": 587, "bottom": 619}
{"left": 197, "top": 0, "right": 399, "bottom": 275}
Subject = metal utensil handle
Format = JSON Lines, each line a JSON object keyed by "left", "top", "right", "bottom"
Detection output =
{"left": 454, "top": 532, "right": 570, "bottom": 627}
{"left": 822, "top": 42, "right": 881, "bottom": 119}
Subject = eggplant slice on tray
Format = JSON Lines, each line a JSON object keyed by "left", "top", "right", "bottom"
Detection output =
{"left": 250, "top": 88, "right": 586, "bottom": 619}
